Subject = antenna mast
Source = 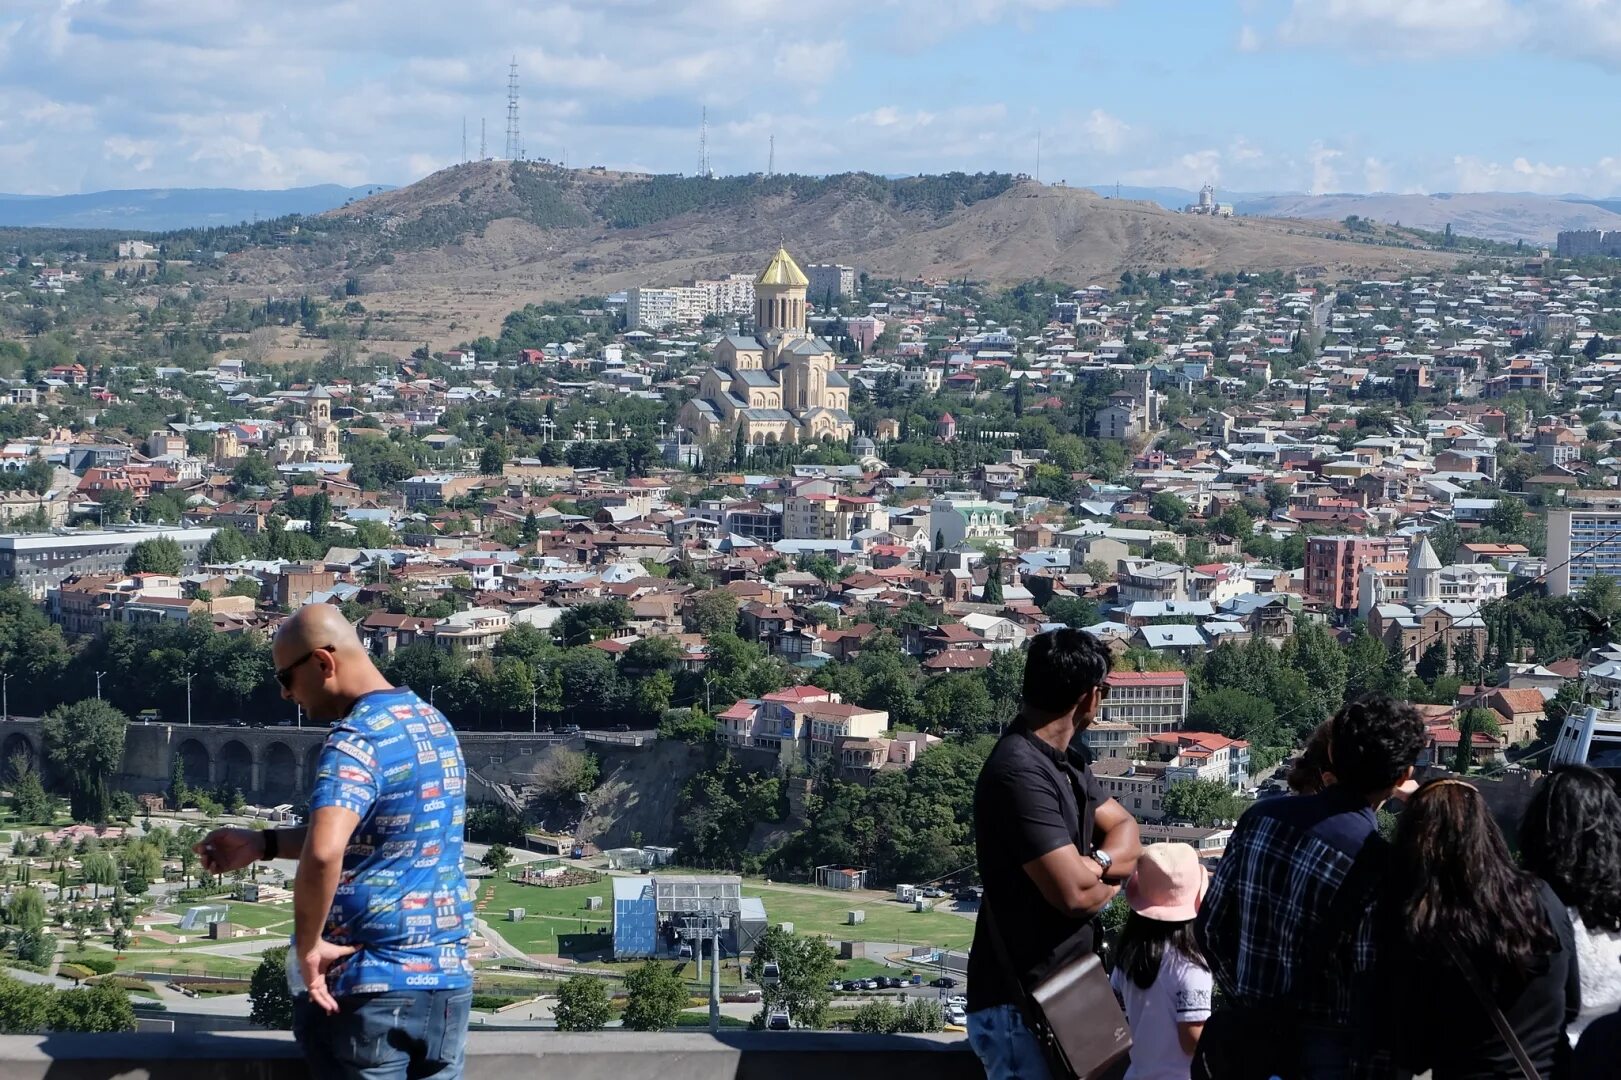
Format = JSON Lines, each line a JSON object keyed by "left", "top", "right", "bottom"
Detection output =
{"left": 505, "top": 57, "right": 521, "bottom": 160}
{"left": 700, "top": 107, "right": 709, "bottom": 178}
{"left": 768, "top": 134, "right": 774, "bottom": 177}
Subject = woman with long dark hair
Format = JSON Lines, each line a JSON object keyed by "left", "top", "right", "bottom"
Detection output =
{"left": 1380, "top": 778, "right": 1578, "bottom": 1079}
{"left": 1520, "top": 765, "right": 1621, "bottom": 1043}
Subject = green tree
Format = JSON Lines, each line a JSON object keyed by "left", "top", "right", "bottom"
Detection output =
{"left": 851, "top": 999, "right": 906, "bottom": 1034}
{"left": 6, "top": 755, "right": 51, "bottom": 826}
{"left": 225, "top": 577, "right": 262, "bottom": 599}
{"left": 1149, "top": 492, "right": 1189, "bottom": 525}
{"left": 49, "top": 979, "right": 135, "bottom": 1032}
{"left": 1416, "top": 640, "right": 1449, "bottom": 685}
{"left": 633, "top": 670, "right": 676, "bottom": 723}
{"left": 202, "top": 526, "right": 253, "bottom": 564}
{"left": 123, "top": 537, "right": 183, "bottom": 575}
{"left": 981, "top": 558, "right": 1003, "bottom": 604}
{"left": 1044, "top": 596, "right": 1099, "bottom": 628}
{"left": 553, "top": 974, "right": 612, "bottom": 1031}
{"left": 42, "top": 700, "right": 128, "bottom": 822}
{"left": 747, "top": 927, "right": 838, "bottom": 1029}
{"left": 230, "top": 453, "right": 275, "bottom": 491}
{"left": 918, "top": 674, "right": 995, "bottom": 734}
{"left": 480, "top": 843, "right": 513, "bottom": 875}
{"left": 7, "top": 887, "right": 44, "bottom": 933}
{"left": 80, "top": 853, "right": 117, "bottom": 898}
{"left": 689, "top": 591, "right": 741, "bottom": 637}
{"left": 249, "top": 946, "right": 294, "bottom": 1028}
{"left": 621, "top": 958, "right": 692, "bottom": 1031}
{"left": 0, "top": 977, "right": 54, "bottom": 1033}
{"left": 480, "top": 442, "right": 506, "bottom": 475}
{"left": 1162, "top": 778, "right": 1249, "bottom": 827}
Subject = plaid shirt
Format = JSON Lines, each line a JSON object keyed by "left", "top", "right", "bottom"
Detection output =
{"left": 1195, "top": 787, "right": 1382, "bottom": 1027}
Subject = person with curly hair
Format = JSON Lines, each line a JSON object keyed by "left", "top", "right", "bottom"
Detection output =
{"left": 1380, "top": 778, "right": 1577, "bottom": 1079}
{"left": 1286, "top": 718, "right": 1336, "bottom": 796}
{"left": 1520, "top": 765, "right": 1621, "bottom": 1044}
{"left": 1194, "top": 695, "right": 1427, "bottom": 1079}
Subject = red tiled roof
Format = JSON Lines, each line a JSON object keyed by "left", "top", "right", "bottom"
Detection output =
{"left": 1105, "top": 671, "right": 1188, "bottom": 687}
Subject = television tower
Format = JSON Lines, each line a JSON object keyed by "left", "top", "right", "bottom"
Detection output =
{"left": 700, "top": 107, "right": 710, "bottom": 178}
{"left": 480, "top": 119, "right": 487, "bottom": 161}
{"left": 505, "top": 57, "right": 521, "bottom": 160}
{"left": 768, "top": 134, "right": 774, "bottom": 177}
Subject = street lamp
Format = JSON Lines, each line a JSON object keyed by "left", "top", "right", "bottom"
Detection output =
{"left": 429, "top": 685, "right": 439, "bottom": 710}
{"left": 530, "top": 684, "right": 538, "bottom": 734}
{"left": 1, "top": 672, "right": 9, "bottom": 723}
{"left": 95, "top": 671, "right": 107, "bottom": 700}
{"left": 184, "top": 672, "right": 193, "bottom": 727}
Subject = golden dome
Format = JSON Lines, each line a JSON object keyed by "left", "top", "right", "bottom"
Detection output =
{"left": 756, "top": 246, "right": 809, "bottom": 288}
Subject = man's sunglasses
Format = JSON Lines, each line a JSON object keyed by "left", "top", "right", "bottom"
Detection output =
{"left": 276, "top": 645, "right": 334, "bottom": 689}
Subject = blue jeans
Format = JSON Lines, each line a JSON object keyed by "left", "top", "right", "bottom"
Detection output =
{"left": 294, "top": 988, "right": 473, "bottom": 1080}
{"left": 968, "top": 1004, "right": 1053, "bottom": 1080}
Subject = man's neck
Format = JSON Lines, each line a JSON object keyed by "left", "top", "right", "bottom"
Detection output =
{"left": 333, "top": 676, "right": 398, "bottom": 717}
{"left": 1021, "top": 710, "right": 1079, "bottom": 754}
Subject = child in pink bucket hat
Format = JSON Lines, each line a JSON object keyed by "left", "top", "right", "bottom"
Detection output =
{"left": 1108, "top": 844, "right": 1214, "bottom": 1080}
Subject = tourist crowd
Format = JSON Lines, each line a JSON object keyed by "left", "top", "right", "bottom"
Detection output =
{"left": 970, "top": 627, "right": 1621, "bottom": 1080}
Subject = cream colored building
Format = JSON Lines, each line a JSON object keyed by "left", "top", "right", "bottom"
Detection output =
{"left": 271, "top": 386, "right": 341, "bottom": 465}
{"left": 680, "top": 247, "right": 855, "bottom": 448}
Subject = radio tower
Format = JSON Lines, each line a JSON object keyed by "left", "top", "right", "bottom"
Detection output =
{"left": 505, "top": 57, "right": 521, "bottom": 161}
{"left": 768, "top": 134, "right": 774, "bottom": 177}
{"left": 700, "top": 107, "right": 710, "bottom": 178}
{"left": 479, "top": 119, "right": 486, "bottom": 161}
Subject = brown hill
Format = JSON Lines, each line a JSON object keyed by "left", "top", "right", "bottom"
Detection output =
{"left": 222, "top": 162, "right": 1463, "bottom": 344}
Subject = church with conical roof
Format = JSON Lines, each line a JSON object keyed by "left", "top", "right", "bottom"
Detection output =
{"left": 679, "top": 247, "right": 855, "bottom": 450}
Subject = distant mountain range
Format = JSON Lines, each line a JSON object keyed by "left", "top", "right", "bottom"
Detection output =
{"left": 1087, "top": 185, "right": 1621, "bottom": 245}
{"left": 0, "top": 184, "right": 393, "bottom": 232}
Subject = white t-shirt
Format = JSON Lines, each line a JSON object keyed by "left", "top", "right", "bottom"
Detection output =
{"left": 1109, "top": 945, "right": 1213, "bottom": 1080}
{"left": 1570, "top": 908, "right": 1621, "bottom": 1043}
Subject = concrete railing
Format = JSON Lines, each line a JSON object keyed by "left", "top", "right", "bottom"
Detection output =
{"left": 0, "top": 1030, "right": 981, "bottom": 1080}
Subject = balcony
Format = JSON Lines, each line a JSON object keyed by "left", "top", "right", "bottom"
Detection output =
{"left": 0, "top": 1030, "right": 979, "bottom": 1080}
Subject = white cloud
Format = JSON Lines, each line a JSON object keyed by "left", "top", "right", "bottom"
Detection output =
{"left": 1308, "top": 144, "right": 1343, "bottom": 194}
{"left": 1236, "top": 24, "right": 1261, "bottom": 52}
{"left": 1362, "top": 156, "right": 1393, "bottom": 192}
{"left": 1121, "top": 149, "right": 1222, "bottom": 188}
{"left": 1079, "top": 109, "right": 1129, "bottom": 155}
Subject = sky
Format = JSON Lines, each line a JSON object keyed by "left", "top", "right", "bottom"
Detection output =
{"left": 4, "top": 0, "right": 1621, "bottom": 197}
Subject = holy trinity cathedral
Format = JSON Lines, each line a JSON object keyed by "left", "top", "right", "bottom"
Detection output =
{"left": 679, "top": 247, "right": 855, "bottom": 448}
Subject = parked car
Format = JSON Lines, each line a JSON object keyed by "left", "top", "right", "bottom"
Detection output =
{"left": 947, "top": 995, "right": 967, "bottom": 1009}
{"left": 946, "top": 1006, "right": 967, "bottom": 1026}
{"left": 886, "top": 976, "right": 906, "bottom": 989}
{"left": 841, "top": 980, "right": 861, "bottom": 992}
{"left": 767, "top": 1010, "right": 791, "bottom": 1030}
{"left": 610, "top": 723, "right": 630, "bottom": 732}
{"left": 827, "top": 980, "right": 842, "bottom": 992}
{"left": 862, "top": 979, "right": 880, "bottom": 990}
{"left": 930, "top": 976, "right": 958, "bottom": 989}
{"left": 558, "top": 724, "right": 582, "bottom": 735}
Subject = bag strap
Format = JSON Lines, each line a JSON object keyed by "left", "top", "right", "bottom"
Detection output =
{"left": 1442, "top": 939, "right": 1540, "bottom": 1080}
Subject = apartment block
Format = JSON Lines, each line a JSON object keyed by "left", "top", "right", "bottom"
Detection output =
{"left": 806, "top": 263, "right": 855, "bottom": 301}
{"left": 1305, "top": 534, "right": 1410, "bottom": 612}
{"left": 1100, "top": 671, "right": 1190, "bottom": 738}
{"left": 1547, "top": 502, "right": 1621, "bottom": 596}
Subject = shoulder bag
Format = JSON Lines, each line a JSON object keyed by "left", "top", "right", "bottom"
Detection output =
{"left": 1443, "top": 940, "right": 1541, "bottom": 1080}
{"left": 981, "top": 894, "right": 1132, "bottom": 1080}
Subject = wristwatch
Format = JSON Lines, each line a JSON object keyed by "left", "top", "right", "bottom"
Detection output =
{"left": 1091, "top": 848, "right": 1113, "bottom": 877}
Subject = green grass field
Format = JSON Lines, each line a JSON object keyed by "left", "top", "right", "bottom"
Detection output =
{"left": 478, "top": 878, "right": 612, "bottom": 954}
{"left": 746, "top": 886, "right": 974, "bottom": 951}
{"left": 118, "top": 953, "right": 261, "bottom": 979}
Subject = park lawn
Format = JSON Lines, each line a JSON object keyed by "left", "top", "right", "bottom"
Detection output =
{"left": 673, "top": 1011, "right": 751, "bottom": 1029}
{"left": 835, "top": 958, "right": 919, "bottom": 981}
{"left": 123, "top": 953, "right": 261, "bottom": 980}
{"left": 158, "top": 900, "right": 292, "bottom": 932}
{"left": 479, "top": 878, "right": 611, "bottom": 954}
{"left": 745, "top": 887, "right": 974, "bottom": 951}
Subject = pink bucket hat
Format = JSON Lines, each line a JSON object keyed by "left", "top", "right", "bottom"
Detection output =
{"left": 1124, "top": 842, "right": 1208, "bottom": 922}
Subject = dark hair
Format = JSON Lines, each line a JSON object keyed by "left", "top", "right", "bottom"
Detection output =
{"left": 1022, "top": 628, "right": 1111, "bottom": 716}
{"left": 1114, "top": 910, "right": 1206, "bottom": 991}
{"left": 1288, "top": 718, "right": 1336, "bottom": 795}
{"left": 1520, "top": 765, "right": 1621, "bottom": 933}
{"left": 1328, "top": 695, "right": 1425, "bottom": 795}
{"left": 1388, "top": 779, "right": 1557, "bottom": 992}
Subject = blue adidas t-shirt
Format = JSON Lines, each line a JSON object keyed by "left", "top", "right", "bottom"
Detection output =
{"left": 306, "top": 687, "right": 475, "bottom": 995}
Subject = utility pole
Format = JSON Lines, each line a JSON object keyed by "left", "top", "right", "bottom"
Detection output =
{"left": 184, "top": 672, "right": 193, "bottom": 726}
{"left": 768, "top": 134, "right": 774, "bottom": 177}
{"left": 709, "top": 919, "right": 721, "bottom": 1034}
{"left": 1, "top": 672, "right": 9, "bottom": 723}
{"left": 530, "top": 684, "right": 538, "bottom": 734}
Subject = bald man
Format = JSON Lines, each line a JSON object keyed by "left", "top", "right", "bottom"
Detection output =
{"left": 196, "top": 604, "right": 474, "bottom": 1080}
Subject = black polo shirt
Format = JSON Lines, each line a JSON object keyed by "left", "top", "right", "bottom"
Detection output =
{"left": 966, "top": 723, "right": 1104, "bottom": 1012}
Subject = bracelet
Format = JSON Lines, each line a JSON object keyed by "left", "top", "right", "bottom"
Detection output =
{"left": 261, "top": 829, "right": 279, "bottom": 862}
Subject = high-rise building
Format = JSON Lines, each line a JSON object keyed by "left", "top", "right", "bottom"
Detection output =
{"left": 1306, "top": 534, "right": 1411, "bottom": 612}
{"left": 627, "top": 287, "right": 680, "bottom": 330}
{"left": 805, "top": 263, "right": 855, "bottom": 302}
{"left": 1547, "top": 501, "right": 1621, "bottom": 596}
{"left": 3, "top": 526, "right": 217, "bottom": 599}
